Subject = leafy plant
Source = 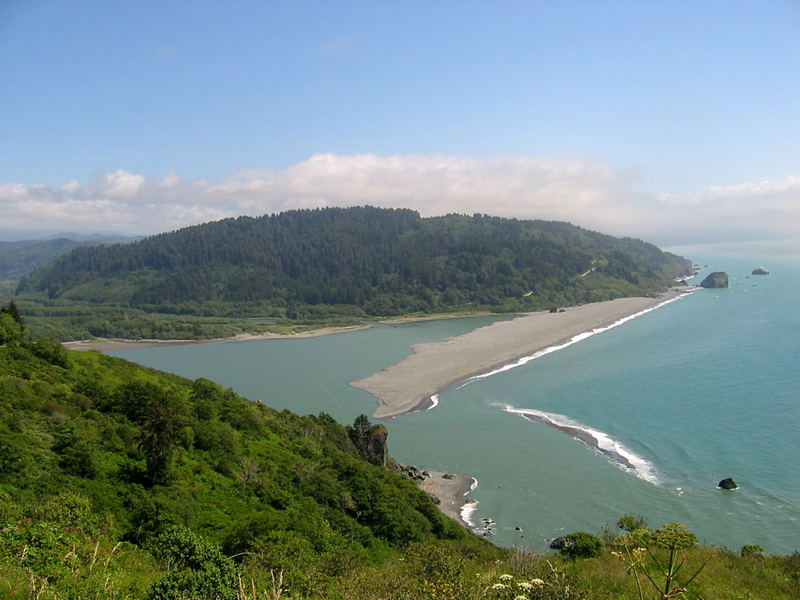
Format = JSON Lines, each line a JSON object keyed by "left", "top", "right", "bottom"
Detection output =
{"left": 611, "top": 523, "right": 708, "bottom": 600}
{"left": 559, "top": 531, "right": 604, "bottom": 560}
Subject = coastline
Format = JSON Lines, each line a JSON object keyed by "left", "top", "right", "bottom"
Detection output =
{"left": 61, "top": 313, "right": 499, "bottom": 353}
{"left": 62, "top": 324, "right": 372, "bottom": 352}
{"left": 352, "top": 291, "right": 688, "bottom": 419}
{"left": 420, "top": 470, "right": 477, "bottom": 528}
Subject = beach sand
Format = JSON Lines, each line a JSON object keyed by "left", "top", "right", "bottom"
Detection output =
{"left": 420, "top": 470, "right": 476, "bottom": 528}
{"left": 352, "top": 293, "right": 683, "bottom": 419}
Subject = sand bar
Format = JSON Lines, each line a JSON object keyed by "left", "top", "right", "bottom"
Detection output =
{"left": 352, "top": 292, "right": 684, "bottom": 419}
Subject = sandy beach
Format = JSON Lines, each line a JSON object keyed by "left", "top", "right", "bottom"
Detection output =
{"left": 352, "top": 292, "right": 684, "bottom": 419}
{"left": 420, "top": 470, "right": 476, "bottom": 528}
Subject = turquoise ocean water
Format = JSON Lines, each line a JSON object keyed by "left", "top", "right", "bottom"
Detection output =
{"left": 112, "top": 241, "right": 800, "bottom": 554}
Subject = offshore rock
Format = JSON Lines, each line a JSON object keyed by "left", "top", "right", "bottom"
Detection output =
{"left": 752, "top": 266, "right": 770, "bottom": 275}
{"left": 700, "top": 272, "right": 729, "bottom": 288}
{"left": 718, "top": 478, "right": 738, "bottom": 490}
{"left": 550, "top": 536, "right": 567, "bottom": 549}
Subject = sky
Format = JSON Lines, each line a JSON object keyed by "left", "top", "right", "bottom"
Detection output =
{"left": 1, "top": 0, "right": 799, "bottom": 245}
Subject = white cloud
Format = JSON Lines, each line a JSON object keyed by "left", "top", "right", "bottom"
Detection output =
{"left": 1, "top": 154, "right": 798, "bottom": 243}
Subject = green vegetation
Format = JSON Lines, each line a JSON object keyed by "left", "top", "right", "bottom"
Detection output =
{"left": 560, "top": 532, "right": 604, "bottom": 560}
{"left": 15, "top": 207, "right": 692, "bottom": 340}
{"left": 0, "top": 236, "right": 137, "bottom": 281}
{"left": 1, "top": 304, "right": 794, "bottom": 598}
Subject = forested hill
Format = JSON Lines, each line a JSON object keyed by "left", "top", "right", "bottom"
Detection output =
{"left": 17, "top": 207, "right": 691, "bottom": 315}
{"left": 0, "top": 317, "right": 481, "bottom": 597}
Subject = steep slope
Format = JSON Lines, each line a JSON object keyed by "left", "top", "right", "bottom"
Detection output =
{"left": 0, "top": 332, "right": 473, "bottom": 596}
{"left": 17, "top": 207, "right": 691, "bottom": 315}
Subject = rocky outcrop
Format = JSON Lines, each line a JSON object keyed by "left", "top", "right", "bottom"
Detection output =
{"left": 365, "top": 424, "right": 389, "bottom": 466}
{"left": 396, "top": 463, "right": 430, "bottom": 482}
{"left": 718, "top": 477, "right": 738, "bottom": 490}
{"left": 752, "top": 266, "right": 770, "bottom": 275}
{"left": 700, "top": 272, "right": 729, "bottom": 288}
{"left": 550, "top": 536, "right": 567, "bottom": 549}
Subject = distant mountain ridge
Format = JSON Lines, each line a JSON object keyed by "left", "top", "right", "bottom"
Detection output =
{"left": 0, "top": 236, "right": 136, "bottom": 281}
{"left": 17, "top": 207, "right": 691, "bottom": 315}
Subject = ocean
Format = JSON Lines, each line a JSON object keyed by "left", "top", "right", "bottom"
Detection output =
{"left": 111, "top": 240, "right": 800, "bottom": 554}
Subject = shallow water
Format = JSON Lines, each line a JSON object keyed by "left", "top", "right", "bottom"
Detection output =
{"left": 113, "top": 241, "right": 800, "bottom": 554}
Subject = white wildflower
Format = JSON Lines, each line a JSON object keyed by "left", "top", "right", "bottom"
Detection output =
{"left": 499, "top": 573, "right": 514, "bottom": 581}
{"left": 517, "top": 581, "right": 533, "bottom": 590}
{"left": 491, "top": 583, "right": 506, "bottom": 589}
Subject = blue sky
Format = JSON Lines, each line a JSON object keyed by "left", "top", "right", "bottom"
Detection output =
{"left": 1, "top": 1, "right": 799, "bottom": 243}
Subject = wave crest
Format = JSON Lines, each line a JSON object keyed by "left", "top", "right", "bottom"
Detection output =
{"left": 503, "top": 405, "right": 660, "bottom": 484}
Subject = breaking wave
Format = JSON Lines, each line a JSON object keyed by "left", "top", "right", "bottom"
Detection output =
{"left": 503, "top": 405, "right": 660, "bottom": 484}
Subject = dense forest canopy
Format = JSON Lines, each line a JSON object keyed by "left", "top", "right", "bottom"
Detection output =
{"left": 17, "top": 207, "right": 691, "bottom": 317}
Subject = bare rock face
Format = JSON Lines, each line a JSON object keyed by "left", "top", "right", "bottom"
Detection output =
{"left": 718, "top": 477, "right": 738, "bottom": 490}
{"left": 700, "top": 272, "right": 729, "bottom": 288}
{"left": 366, "top": 425, "right": 389, "bottom": 466}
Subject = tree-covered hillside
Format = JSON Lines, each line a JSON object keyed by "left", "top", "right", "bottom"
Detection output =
{"left": 18, "top": 208, "right": 691, "bottom": 318}
{"left": 0, "top": 235, "right": 138, "bottom": 282}
{"left": 0, "top": 308, "right": 484, "bottom": 597}
{"left": 0, "top": 238, "right": 97, "bottom": 281}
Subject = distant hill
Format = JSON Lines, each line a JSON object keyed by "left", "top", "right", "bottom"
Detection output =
{"left": 17, "top": 207, "right": 691, "bottom": 315}
{"left": 0, "top": 229, "right": 140, "bottom": 243}
{"left": 0, "top": 235, "right": 138, "bottom": 281}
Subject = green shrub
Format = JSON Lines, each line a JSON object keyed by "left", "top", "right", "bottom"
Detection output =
{"left": 560, "top": 531, "right": 604, "bottom": 560}
{"left": 740, "top": 544, "right": 764, "bottom": 558}
{"left": 148, "top": 526, "right": 237, "bottom": 600}
{"left": 617, "top": 514, "right": 648, "bottom": 533}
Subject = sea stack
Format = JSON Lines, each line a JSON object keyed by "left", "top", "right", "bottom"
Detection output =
{"left": 752, "top": 266, "right": 770, "bottom": 275}
{"left": 718, "top": 478, "right": 738, "bottom": 490}
{"left": 700, "top": 272, "right": 729, "bottom": 288}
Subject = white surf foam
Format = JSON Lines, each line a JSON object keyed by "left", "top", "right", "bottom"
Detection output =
{"left": 463, "top": 293, "right": 690, "bottom": 385}
{"left": 427, "top": 394, "right": 439, "bottom": 410}
{"left": 459, "top": 477, "right": 480, "bottom": 527}
{"left": 461, "top": 500, "right": 479, "bottom": 527}
{"left": 503, "top": 404, "right": 660, "bottom": 484}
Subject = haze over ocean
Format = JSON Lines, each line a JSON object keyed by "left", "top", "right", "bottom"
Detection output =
{"left": 113, "top": 240, "right": 800, "bottom": 553}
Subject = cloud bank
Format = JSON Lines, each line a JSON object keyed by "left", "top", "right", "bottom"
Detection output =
{"left": 1, "top": 154, "right": 798, "bottom": 244}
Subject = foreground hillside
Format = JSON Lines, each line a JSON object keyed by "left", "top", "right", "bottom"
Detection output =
{"left": 1, "top": 307, "right": 798, "bottom": 599}
{"left": 15, "top": 208, "right": 692, "bottom": 340}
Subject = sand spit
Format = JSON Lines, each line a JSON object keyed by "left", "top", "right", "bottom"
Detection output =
{"left": 352, "top": 293, "right": 683, "bottom": 419}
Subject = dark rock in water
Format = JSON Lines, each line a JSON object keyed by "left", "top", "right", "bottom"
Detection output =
{"left": 442, "top": 473, "right": 455, "bottom": 480}
{"left": 514, "top": 526, "right": 523, "bottom": 531}
{"left": 718, "top": 478, "right": 738, "bottom": 489}
{"left": 550, "top": 536, "right": 567, "bottom": 549}
{"left": 700, "top": 272, "right": 729, "bottom": 288}
{"left": 752, "top": 266, "right": 770, "bottom": 275}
